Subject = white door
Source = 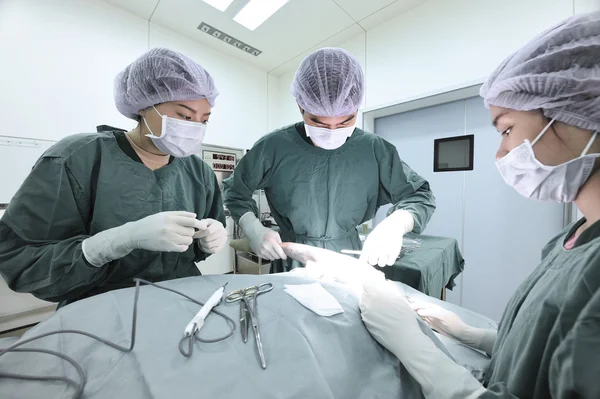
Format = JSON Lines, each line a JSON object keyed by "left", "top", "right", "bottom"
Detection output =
{"left": 375, "top": 97, "right": 564, "bottom": 320}
{"left": 375, "top": 100, "right": 468, "bottom": 306}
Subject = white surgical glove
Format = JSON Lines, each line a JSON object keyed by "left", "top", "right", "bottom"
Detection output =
{"left": 193, "top": 218, "right": 227, "bottom": 254}
{"left": 238, "top": 212, "right": 287, "bottom": 261}
{"left": 360, "top": 280, "right": 487, "bottom": 399}
{"left": 305, "top": 256, "right": 386, "bottom": 298}
{"left": 82, "top": 211, "right": 203, "bottom": 267}
{"left": 412, "top": 303, "right": 497, "bottom": 355}
{"left": 360, "top": 210, "right": 415, "bottom": 267}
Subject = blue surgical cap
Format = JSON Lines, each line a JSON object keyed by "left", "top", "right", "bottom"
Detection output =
{"left": 480, "top": 12, "right": 600, "bottom": 132}
{"left": 291, "top": 48, "right": 365, "bottom": 118}
{"left": 114, "top": 48, "right": 219, "bottom": 120}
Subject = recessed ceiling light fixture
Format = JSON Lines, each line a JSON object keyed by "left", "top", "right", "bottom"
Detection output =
{"left": 202, "top": 0, "right": 234, "bottom": 12}
{"left": 234, "top": 0, "right": 290, "bottom": 31}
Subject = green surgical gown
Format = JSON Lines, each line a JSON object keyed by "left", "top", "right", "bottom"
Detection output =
{"left": 223, "top": 123, "right": 435, "bottom": 270}
{"left": 480, "top": 218, "right": 600, "bottom": 398}
{"left": 0, "top": 132, "right": 225, "bottom": 305}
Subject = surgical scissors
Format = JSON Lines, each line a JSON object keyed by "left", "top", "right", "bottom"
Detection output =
{"left": 224, "top": 283, "right": 273, "bottom": 369}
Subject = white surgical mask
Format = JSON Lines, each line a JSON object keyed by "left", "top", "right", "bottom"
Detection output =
{"left": 305, "top": 124, "right": 355, "bottom": 150}
{"left": 496, "top": 118, "right": 599, "bottom": 203}
{"left": 143, "top": 106, "right": 206, "bottom": 157}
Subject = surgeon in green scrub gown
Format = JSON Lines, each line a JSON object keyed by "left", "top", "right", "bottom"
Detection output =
{"left": 223, "top": 48, "right": 435, "bottom": 271}
{"left": 360, "top": 12, "right": 600, "bottom": 399}
{"left": 0, "top": 48, "right": 228, "bottom": 306}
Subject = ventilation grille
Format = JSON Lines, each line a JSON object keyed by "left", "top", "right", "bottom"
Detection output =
{"left": 198, "top": 22, "right": 262, "bottom": 57}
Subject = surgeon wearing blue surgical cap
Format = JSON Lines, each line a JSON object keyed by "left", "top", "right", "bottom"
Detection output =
{"left": 0, "top": 48, "right": 228, "bottom": 306}
{"left": 361, "top": 11, "right": 600, "bottom": 399}
{"left": 223, "top": 48, "right": 436, "bottom": 271}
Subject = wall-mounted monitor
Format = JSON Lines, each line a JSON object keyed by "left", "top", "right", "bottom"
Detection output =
{"left": 434, "top": 134, "right": 474, "bottom": 172}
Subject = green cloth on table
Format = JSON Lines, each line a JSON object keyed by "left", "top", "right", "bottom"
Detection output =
{"left": 378, "top": 234, "right": 464, "bottom": 298}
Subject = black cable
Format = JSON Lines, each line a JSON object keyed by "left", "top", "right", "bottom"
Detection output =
{"left": 0, "top": 348, "right": 85, "bottom": 398}
{"left": 0, "top": 278, "right": 236, "bottom": 399}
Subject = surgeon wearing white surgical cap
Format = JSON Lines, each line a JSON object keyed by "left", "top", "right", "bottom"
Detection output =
{"left": 0, "top": 48, "right": 228, "bottom": 307}
{"left": 223, "top": 48, "right": 435, "bottom": 271}
{"left": 361, "top": 11, "right": 600, "bottom": 399}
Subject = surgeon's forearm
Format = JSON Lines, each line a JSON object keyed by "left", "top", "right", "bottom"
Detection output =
{"left": 402, "top": 339, "right": 486, "bottom": 399}
{"left": 462, "top": 327, "right": 498, "bottom": 355}
{"left": 388, "top": 209, "right": 415, "bottom": 233}
{"left": 82, "top": 224, "right": 133, "bottom": 267}
{"left": 0, "top": 223, "right": 109, "bottom": 303}
{"left": 238, "top": 212, "right": 261, "bottom": 232}
{"left": 390, "top": 185, "right": 436, "bottom": 234}
{"left": 361, "top": 280, "right": 488, "bottom": 399}
{"left": 368, "top": 319, "right": 487, "bottom": 399}
{"left": 222, "top": 178, "right": 259, "bottom": 222}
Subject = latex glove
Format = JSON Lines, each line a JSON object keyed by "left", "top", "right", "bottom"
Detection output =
{"left": 82, "top": 211, "right": 202, "bottom": 267}
{"left": 304, "top": 257, "right": 386, "bottom": 299}
{"left": 411, "top": 303, "right": 471, "bottom": 341}
{"left": 360, "top": 210, "right": 415, "bottom": 267}
{"left": 277, "top": 242, "right": 385, "bottom": 297}
{"left": 412, "top": 302, "right": 497, "bottom": 355}
{"left": 360, "top": 280, "right": 486, "bottom": 399}
{"left": 238, "top": 212, "right": 287, "bottom": 261}
{"left": 193, "top": 218, "right": 227, "bottom": 254}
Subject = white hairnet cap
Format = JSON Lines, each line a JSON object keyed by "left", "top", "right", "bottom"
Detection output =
{"left": 480, "top": 11, "right": 600, "bottom": 132}
{"left": 114, "top": 48, "right": 219, "bottom": 120}
{"left": 291, "top": 48, "right": 364, "bottom": 117}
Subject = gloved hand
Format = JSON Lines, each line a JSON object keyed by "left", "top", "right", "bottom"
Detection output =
{"left": 360, "top": 280, "right": 487, "bottom": 399}
{"left": 277, "top": 242, "right": 385, "bottom": 297}
{"left": 303, "top": 256, "right": 386, "bottom": 299}
{"left": 412, "top": 302, "right": 497, "bottom": 355}
{"left": 238, "top": 212, "right": 287, "bottom": 261}
{"left": 82, "top": 211, "right": 203, "bottom": 267}
{"left": 193, "top": 218, "right": 227, "bottom": 254}
{"left": 411, "top": 303, "right": 471, "bottom": 341}
{"left": 360, "top": 210, "right": 415, "bottom": 267}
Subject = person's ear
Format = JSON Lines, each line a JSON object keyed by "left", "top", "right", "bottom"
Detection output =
{"left": 298, "top": 104, "right": 304, "bottom": 115}
{"left": 138, "top": 107, "right": 150, "bottom": 120}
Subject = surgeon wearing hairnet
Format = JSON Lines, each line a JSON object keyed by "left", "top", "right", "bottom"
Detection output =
{"left": 361, "top": 12, "right": 600, "bottom": 399}
{"left": 223, "top": 48, "right": 435, "bottom": 270}
{"left": 0, "top": 48, "right": 227, "bottom": 306}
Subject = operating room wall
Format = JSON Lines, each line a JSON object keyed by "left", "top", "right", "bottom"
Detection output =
{"left": 575, "top": 0, "right": 600, "bottom": 14}
{"left": 270, "top": 0, "right": 595, "bottom": 129}
{"left": 364, "top": 0, "right": 577, "bottom": 109}
{"left": 267, "top": 74, "right": 281, "bottom": 134}
{"left": 0, "top": 0, "right": 268, "bottom": 150}
{"left": 272, "top": 70, "right": 299, "bottom": 130}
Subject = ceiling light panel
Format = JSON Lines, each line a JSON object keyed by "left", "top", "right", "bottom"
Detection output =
{"left": 202, "top": 0, "right": 234, "bottom": 12}
{"left": 234, "top": 0, "right": 290, "bottom": 31}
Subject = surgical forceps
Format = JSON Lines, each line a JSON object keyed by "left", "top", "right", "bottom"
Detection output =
{"left": 224, "top": 283, "right": 274, "bottom": 369}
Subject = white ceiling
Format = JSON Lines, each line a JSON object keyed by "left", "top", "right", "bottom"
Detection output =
{"left": 103, "top": 0, "right": 427, "bottom": 76}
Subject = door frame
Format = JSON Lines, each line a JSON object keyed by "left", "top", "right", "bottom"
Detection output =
{"left": 360, "top": 81, "right": 483, "bottom": 132}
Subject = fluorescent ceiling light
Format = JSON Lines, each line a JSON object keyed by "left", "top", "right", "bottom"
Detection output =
{"left": 202, "top": 0, "right": 234, "bottom": 12}
{"left": 234, "top": 0, "right": 290, "bottom": 31}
